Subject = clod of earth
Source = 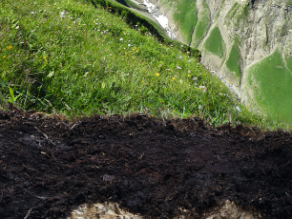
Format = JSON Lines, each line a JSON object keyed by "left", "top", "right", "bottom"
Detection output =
{"left": 0, "top": 109, "right": 292, "bottom": 218}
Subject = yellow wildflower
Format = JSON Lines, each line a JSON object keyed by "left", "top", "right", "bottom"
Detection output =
{"left": 172, "top": 77, "right": 176, "bottom": 80}
{"left": 142, "top": 80, "right": 144, "bottom": 83}
{"left": 188, "top": 74, "right": 190, "bottom": 78}
{"left": 136, "top": 49, "right": 139, "bottom": 52}
{"left": 3, "top": 56, "right": 6, "bottom": 59}
{"left": 155, "top": 73, "right": 160, "bottom": 77}
{"left": 43, "top": 56, "right": 47, "bottom": 59}
{"left": 170, "top": 69, "right": 173, "bottom": 72}
{"left": 67, "top": 27, "right": 71, "bottom": 29}
{"left": 7, "top": 46, "right": 13, "bottom": 50}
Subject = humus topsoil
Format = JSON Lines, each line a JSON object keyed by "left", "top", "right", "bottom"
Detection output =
{"left": 0, "top": 108, "right": 292, "bottom": 218}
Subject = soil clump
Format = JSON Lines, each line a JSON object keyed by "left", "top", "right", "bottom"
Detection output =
{"left": 0, "top": 107, "right": 292, "bottom": 218}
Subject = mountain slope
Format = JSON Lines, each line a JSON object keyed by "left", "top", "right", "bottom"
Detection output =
{"left": 0, "top": 0, "right": 260, "bottom": 126}
{"left": 128, "top": 0, "right": 292, "bottom": 123}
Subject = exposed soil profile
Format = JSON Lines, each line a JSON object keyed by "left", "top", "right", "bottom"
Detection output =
{"left": 0, "top": 107, "right": 292, "bottom": 218}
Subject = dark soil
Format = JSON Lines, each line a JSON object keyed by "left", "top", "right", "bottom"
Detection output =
{"left": 0, "top": 107, "right": 292, "bottom": 218}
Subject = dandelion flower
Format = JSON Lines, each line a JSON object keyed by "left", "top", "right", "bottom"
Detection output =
{"left": 172, "top": 77, "right": 176, "bottom": 80}
{"left": 155, "top": 73, "right": 159, "bottom": 77}
{"left": 7, "top": 46, "right": 13, "bottom": 50}
{"left": 67, "top": 26, "right": 71, "bottom": 29}
{"left": 43, "top": 56, "right": 47, "bottom": 59}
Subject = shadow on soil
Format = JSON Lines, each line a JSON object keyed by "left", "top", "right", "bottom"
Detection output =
{"left": 0, "top": 106, "right": 292, "bottom": 218}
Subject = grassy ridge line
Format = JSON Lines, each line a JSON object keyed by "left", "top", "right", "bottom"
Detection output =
{"left": 0, "top": 0, "right": 284, "bottom": 129}
{"left": 87, "top": 0, "right": 201, "bottom": 58}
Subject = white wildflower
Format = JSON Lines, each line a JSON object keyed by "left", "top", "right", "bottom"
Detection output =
{"left": 128, "top": 44, "right": 131, "bottom": 47}
{"left": 60, "top": 11, "right": 65, "bottom": 18}
{"left": 120, "top": 38, "right": 123, "bottom": 41}
{"left": 54, "top": 3, "right": 57, "bottom": 5}
{"left": 236, "top": 106, "right": 241, "bottom": 112}
{"left": 199, "top": 85, "right": 207, "bottom": 92}
{"left": 176, "top": 66, "right": 182, "bottom": 70}
{"left": 192, "top": 77, "right": 198, "bottom": 81}
{"left": 31, "top": 11, "right": 35, "bottom": 14}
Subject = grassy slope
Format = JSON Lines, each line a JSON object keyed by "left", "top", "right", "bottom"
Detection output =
{"left": 226, "top": 44, "right": 241, "bottom": 78}
{"left": 203, "top": 26, "right": 225, "bottom": 58}
{"left": 248, "top": 50, "right": 292, "bottom": 123}
{"left": 160, "top": 0, "right": 197, "bottom": 43}
{"left": 0, "top": 0, "right": 280, "bottom": 128}
{"left": 191, "top": 0, "right": 210, "bottom": 47}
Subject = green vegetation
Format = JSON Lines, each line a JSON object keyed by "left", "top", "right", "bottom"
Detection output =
{"left": 286, "top": 56, "right": 292, "bottom": 72}
{"left": 225, "top": 2, "right": 240, "bottom": 25}
{"left": 226, "top": 44, "right": 241, "bottom": 78}
{"left": 0, "top": 0, "right": 287, "bottom": 129}
{"left": 204, "top": 27, "right": 225, "bottom": 58}
{"left": 192, "top": 0, "right": 210, "bottom": 47}
{"left": 173, "top": 0, "right": 197, "bottom": 43}
{"left": 160, "top": 0, "right": 197, "bottom": 43}
{"left": 248, "top": 50, "right": 292, "bottom": 123}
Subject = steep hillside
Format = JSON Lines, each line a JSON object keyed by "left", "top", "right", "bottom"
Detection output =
{"left": 1, "top": 0, "right": 265, "bottom": 127}
{"left": 124, "top": 0, "right": 292, "bottom": 123}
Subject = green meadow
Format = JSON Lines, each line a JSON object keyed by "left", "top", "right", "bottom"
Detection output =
{"left": 248, "top": 50, "right": 292, "bottom": 123}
